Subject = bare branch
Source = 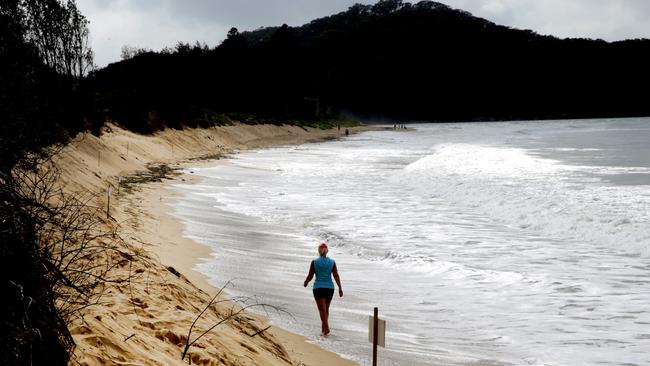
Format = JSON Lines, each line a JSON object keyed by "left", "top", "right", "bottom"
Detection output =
{"left": 180, "top": 280, "right": 293, "bottom": 361}
{"left": 183, "top": 279, "right": 233, "bottom": 353}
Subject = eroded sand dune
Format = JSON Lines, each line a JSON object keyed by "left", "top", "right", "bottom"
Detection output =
{"left": 56, "top": 123, "right": 370, "bottom": 365}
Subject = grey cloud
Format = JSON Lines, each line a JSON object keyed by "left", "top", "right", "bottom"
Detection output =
{"left": 77, "top": 0, "right": 650, "bottom": 67}
{"left": 87, "top": 0, "right": 376, "bottom": 31}
{"left": 441, "top": 0, "right": 650, "bottom": 40}
{"left": 78, "top": 0, "right": 375, "bottom": 66}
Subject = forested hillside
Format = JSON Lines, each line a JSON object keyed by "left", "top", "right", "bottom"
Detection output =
{"left": 89, "top": 0, "right": 650, "bottom": 130}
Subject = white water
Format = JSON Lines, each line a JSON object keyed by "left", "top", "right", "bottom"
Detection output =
{"left": 173, "top": 119, "right": 650, "bottom": 366}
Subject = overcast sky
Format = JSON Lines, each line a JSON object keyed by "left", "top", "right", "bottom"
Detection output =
{"left": 75, "top": 0, "right": 650, "bottom": 68}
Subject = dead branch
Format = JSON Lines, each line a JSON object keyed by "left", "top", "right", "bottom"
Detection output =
{"left": 180, "top": 280, "right": 293, "bottom": 361}
{"left": 248, "top": 325, "right": 271, "bottom": 338}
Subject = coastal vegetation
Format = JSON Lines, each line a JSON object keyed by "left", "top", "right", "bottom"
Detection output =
{"left": 90, "top": 0, "right": 650, "bottom": 128}
{"left": 1, "top": 1, "right": 97, "bottom": 364}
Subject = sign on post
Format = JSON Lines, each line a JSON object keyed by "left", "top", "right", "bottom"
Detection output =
{"left": 368, "top": 314, "right": 386, "bottom": 347}
{"left": 369, "top": 307, "right": 386, "bottom": 366}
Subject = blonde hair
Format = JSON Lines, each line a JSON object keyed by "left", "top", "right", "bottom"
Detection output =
{"left": 318, "top": 246, "right": 328, "bottom": 257}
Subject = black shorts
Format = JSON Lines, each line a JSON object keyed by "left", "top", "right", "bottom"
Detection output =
{"left": 313, "top": 288, "right": 334, "bottom": 300}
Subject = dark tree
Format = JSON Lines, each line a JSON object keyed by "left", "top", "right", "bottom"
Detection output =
{"left": 1, "top": 1, "right": 96, "bottom": 364}
{"left": 121, "top": 45, "right": 152, "bottom": 60}
{"left": 372, "top": 0, "right": 407, "bottom": 15}
{"left": 219, "top": 27, "right": 248, "bottom": 51}
{"left": 21, "top": 0, "right": 94, "bottom": 78}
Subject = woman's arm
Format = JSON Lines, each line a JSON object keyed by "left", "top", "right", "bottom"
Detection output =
{"left": 303, "top": 260, "right": 315, "bottom": 287}
{"left": 333, "top": 263, "right": 343, "bottom": 297}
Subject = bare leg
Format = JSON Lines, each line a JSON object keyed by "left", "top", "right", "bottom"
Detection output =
{"left": 315, "top": 298, "right": 329, "bottom": 335}
{"left": 324, "top": 298, "right": 333, "bottom": 335}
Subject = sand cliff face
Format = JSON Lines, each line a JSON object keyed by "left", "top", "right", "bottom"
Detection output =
{"left": 55, "top": 123, "right": 364, "bottom": 366}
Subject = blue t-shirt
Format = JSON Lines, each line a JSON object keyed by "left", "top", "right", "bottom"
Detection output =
{"left": 313, "top": 256, "right": 335, "bottom": 289}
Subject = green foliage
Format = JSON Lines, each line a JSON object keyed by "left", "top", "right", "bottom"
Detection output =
{"left": 225, "top": 112, "right": 260, "bottom": 125}
{"left": 302, "top": 118, "right": 361, "bottom": 130}
{"left": 200, "top": 111, "right": 232, "bottom": 127}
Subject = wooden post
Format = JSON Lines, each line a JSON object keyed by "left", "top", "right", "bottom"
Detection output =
{"left": 106, "top": 185, "right": 111, "bottom": 219}
{"left": 373, "top": 307, "right": 378, "bottom": 366}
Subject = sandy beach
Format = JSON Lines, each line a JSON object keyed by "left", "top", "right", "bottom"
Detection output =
{"left": 56, "top": 123, "right": 377, "bottom": 366}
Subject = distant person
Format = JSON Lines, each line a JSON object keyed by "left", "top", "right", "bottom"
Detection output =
{"left": 304, "top": 243, "right": 343, "bottom": 336}
{"left": 345, "top": 128, "right": 349, "bottom": 136}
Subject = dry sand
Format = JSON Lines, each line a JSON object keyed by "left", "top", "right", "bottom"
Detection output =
{"left": 56, "top": 123, "right": 379, "bottom": 366}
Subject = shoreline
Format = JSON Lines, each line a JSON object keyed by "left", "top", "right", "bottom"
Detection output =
{"left": 125, "top": 177, "right": 359, "bottom": 366}
{"left": 59, "top": 123, "right": 382, "bottom": 365}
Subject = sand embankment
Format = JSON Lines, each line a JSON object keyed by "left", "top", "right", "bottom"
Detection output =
{"left": 57, "top": 123, "right": 374, "bottom": 366}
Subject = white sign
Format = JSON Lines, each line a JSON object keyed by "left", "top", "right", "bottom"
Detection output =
{"left": 368, "top": 316, "right": 386, "bottom": 348}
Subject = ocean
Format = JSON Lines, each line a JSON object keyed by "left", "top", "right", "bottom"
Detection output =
{"left": 172, "top": 118, "right": 650, "bottom": 366}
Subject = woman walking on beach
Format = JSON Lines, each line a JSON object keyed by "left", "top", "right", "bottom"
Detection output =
{"left": 304, "top": 243, "right": 343, "bottom": 336}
